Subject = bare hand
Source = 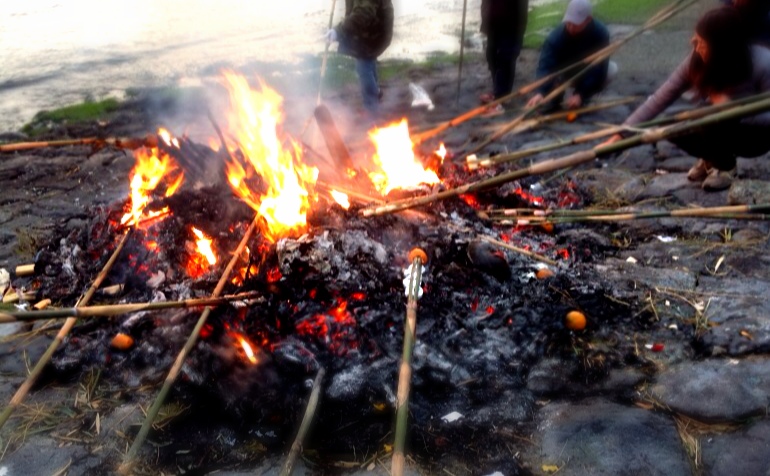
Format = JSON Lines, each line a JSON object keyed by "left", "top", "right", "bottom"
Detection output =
{"left": 526, "top": 93, "right": 544, "bottom": 109}
{"left": 710, "top": 93, "right": 731, "bottom": 105}
{"left": 566, "top": 94, "right": 582, "bottom": 109}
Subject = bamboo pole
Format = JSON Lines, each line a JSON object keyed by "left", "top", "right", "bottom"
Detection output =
{"left": 471, "top": 91, "right": 770, "bottom": 169}
{"left": 280, "top": 368, "right": 326, "bottom": 476}
{"left": 486, "top": 203, "right": 770, "bottom": 218}
{"left": 456, "top": 0, "right": 469, "bottom": 106}
{"left": 488, "top": 204, "right": 770, "bottom": 224}
{"left": 360, "top": 95, "right": 770, "bottom": 217}
{"left": 0, "top": 229, "right": 132, "bottom": 431}
{"left": 119, "top": 217, "right": 259, "bottom": 474}
{"left": 0, "top": 292, "right": 261, "bottom": 323}
{"left": 0, "top": 136, "right": 157, "bottom": 153}
{"left": 412, "top": 0, "right": 697, "bottom": 144}
{"left": 317, "top": 0, "right": 338, "bottom": 106}
{"left": 392, "top": 248, "right": 426, "bottom": 476}
{"left": 461, "top": 0, "right": 700, "bottom": 159}
{"left": 477, "top": 235, "right": 558, "bottom": 266}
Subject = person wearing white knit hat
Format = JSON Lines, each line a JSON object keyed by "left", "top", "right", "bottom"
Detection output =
{"left": 526, "top": 0, "right": 616, "bottom": 111}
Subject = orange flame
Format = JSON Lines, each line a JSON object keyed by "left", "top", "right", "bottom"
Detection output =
{"left": 330, "top": 190, "right": 350, "bottom": 209}
{"left": 120, "top": 145, "right": 183, "bottom": 226}
{"left": 234, "top": 333, "right": 258, "bottom": 364}
{"left": 368, "top": 119, "right": 440, "bottom": 194}
{"left": 221, "top": 72, "right": 318, "bottom": 242}
{"left": 191, "top": 227, "right": 217, "bottom": 265}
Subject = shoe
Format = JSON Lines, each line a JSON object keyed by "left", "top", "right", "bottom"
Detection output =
{"left": 479, "top": 93, "right": 495, "bottom": 105}
{"left": 687, "top": 159, "right": 711, "bottom": 182}
{"left": 482, "top": 104, "right": 504, "bottom": 117}
{"left": 702, "top": 167, "right": 736, "bottom": 191}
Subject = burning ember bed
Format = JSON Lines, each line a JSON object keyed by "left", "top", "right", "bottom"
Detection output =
{"left": 2, "top": 73, "right": 664, "bottom": 474}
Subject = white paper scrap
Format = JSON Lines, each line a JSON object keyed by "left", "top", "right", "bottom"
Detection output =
{"left": 656, "top": 235, "right": 677, "bottom": 243}
{"left": 441, "top": 411, "right": 463, "bottom": 423}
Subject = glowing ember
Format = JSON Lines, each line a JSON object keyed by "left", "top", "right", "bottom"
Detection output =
{"left": 120, "top": 145, "right": 184, "bottom": 227}
{"left": 221, "top": 71, "right": 318, "bottom": 242}
{"left": 330, "top": 190, "right": 350, "bottom": 209}
{"left": 368, "top": 119, "right": 440, "bottom": 194}
{"left": 191, "top": 227, "right": 217, "bottom": 265}
{"left": 235, "top": 333, "right": 258, "bottom": 364}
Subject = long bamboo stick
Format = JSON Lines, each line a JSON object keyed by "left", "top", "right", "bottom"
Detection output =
{"left": 461, "top": 0, "right": 700, "bottom": 159}
{"left": 412, "top": 0, "right": 697, "bottom": 144}
{"left": 360, "top": 95, "right": 770, "bottom": 217}
{"left": 486, "top": 203, "right": 770, "bottom": 218}
{"left": 0, "top": 292, "right": 260, "bottom": 323}
{"left": 392, "top": 248, "right": 426, "bottom": 476}
{"left": 456, "top": 0, "right": 469, "bottom": 106}
{"left": 0, "top": 136, "right": 157, "bottom": 153}
{"left": 0, "top": 229, "right": 132, "bottom": 431}
{"left": 317, "top": 0, "right": 338, "bottom": 106}
{"left": 489, "top": 204, "right": 770, "bottom": 224}
{"left": 119, "top": 217, "right": 260, "bottom": 474}
{"left": 280, "top": 367, "right": 326, "bottom": 476}
{"left": 471, "top": 91, "right": 770, "bottom": 169}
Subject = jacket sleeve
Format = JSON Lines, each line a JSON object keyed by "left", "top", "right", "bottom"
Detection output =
{"left": 574, "top": 27, "right": 610, "bottom": 100}
{"left": 536, "top": 30, "right": 561, "bottom": 95}
{"left": 337, "top": 0, "right": 379, "bottom": 40}
{"left": 625, "top": 55, "right": 692, "bottom": 126}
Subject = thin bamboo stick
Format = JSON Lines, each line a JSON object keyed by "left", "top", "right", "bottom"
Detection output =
{"left": 492, "top": 213, "right": 770, "bottom": 225}
{"left": 456, "top": 0, "right": 469, "bottom": 106}
{"left": 0, "top": 136, "right": 157, "bottom": 153}
{"left": 412, "top": 0, "right": 698, "bottom": 144}
{"left": 317, "top": 0, "right": 338, "bottom": 106}
{"left": 392, "top": 249, "right": 425, "bottom": 476}
{"left": 0, "top": 229, "right": 132, "bottom": 431}
{"left": 461, "top": 0, "right": 699, "bottom": 160}
{"left": 360, "top": 95, "right": 770, "bottom": 217}
{"left": 280, "top": 368, "right": 326, "bottom": 476}
{"left": 0, "top": 292, "right": 261, "bottom": 323}
{"left": 477, "top": 235, "right": 558, "bottom": 266}
{"left": 119, "top": 217, "right": 260, "bottom": 474}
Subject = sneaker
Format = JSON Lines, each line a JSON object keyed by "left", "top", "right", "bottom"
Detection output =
{"left": 687, "top": 159, "right": 711, "bottom": 182}
{"left": 702, "top": 167, "right": 736, "bottom": 191}
{"left": 482, "top": 104, "right": 504, "bottom": 117}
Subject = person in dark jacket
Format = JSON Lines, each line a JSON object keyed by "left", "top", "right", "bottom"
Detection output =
{"left": 602, "top": 7, "right": 770, "bottom": 191}
{"left": 526, "top": 0, "right": 610, "bottom": 111}
{"left": 480, "top": 0, "right": 529, "bottom": 110}
{"left": 721, "top": 0, "right": 770, "bottom": 43}
{"left": 326, "top": 0, "right": 394, "bottom": 119}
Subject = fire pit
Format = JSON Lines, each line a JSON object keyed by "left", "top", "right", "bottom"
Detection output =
{"left": 1, "top": 73, "right": 657, "bottom": 474}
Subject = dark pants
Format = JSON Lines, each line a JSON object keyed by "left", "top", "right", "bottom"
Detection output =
{"left": 486, "top": 32, "right": 522, "bottom": 99}
{"left": 355, "top": 58, "right": 380, "bottom": 118}
{"left": 671, "top": 122, "right": 770, "bottom": 170}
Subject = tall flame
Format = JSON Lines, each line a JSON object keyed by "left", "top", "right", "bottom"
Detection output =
{"left": 120, "top": 146, "right": 183, "bottom": 226}
{"left": 368, "top": 119, "right": 440, "bottom": 194}
{"left": 221, "top": 71, "right": 318, "bottom": 242}
{"left": 235, "top": 333, "right": 258, "bottom": 364}
{"left": 191, "top": 227, "right": 217, "bottom": 265}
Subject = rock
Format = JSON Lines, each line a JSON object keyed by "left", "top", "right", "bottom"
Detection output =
{"left": 523, "top": 398, "right": 690, "bottom": 476}
{"left": 699, "top": 316, "right": 770, "bottom": 356}
{"left": 636, "top": 172, "right": 693, "bottom": 200}
{"left": 651, "top": 358, "right": 770, "bottom": 422}
{"left": 526, "top": 358, "right": 577, "bottom": 396}
{"left": 3, "top": 436, "right": 101, "bottom": 475}
{"left": 0, "top": 131, "right": 28, "bottom": 142}
{"left": 596, "top": 259, "right": 697, "bottom": 298}
{"left": 728, "top": 179, "right": 770, "bottom": 205}
{"left": 467, "top": 240, "right": 511, "bottom": 281}
{"left": 730, "top": 228, "right": 767, "bottom": 243}
{"left": 701, "top": 419, "right": 770, "bottom": 476}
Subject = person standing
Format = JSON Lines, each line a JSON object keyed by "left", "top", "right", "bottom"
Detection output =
{"left": 526, "top": 0, "right": 611, "bottom": 111}
{"left": 326, "top": 0, "right": 394, "bottom": 120}
{"left": 480, "top": 0, "right": 529, "bottom": 112}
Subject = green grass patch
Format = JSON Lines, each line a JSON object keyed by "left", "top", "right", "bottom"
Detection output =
{"left": 524, "top": 0, "right": 672, "bottom": 49}
{"left": 22, "top": 98, "right": 120, "bottom": 136}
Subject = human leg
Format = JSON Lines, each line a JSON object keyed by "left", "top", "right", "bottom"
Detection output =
{"left": 355, "top": 58, "right": 380, "bottom": 117}
{"left": 490, "top": 34, "right": 521, "bottom": 99}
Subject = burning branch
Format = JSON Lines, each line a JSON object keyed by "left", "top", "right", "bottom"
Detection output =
{"left": 120, "top": 217, "right": 260, "bottom": 474}
{"left": 392, "top": 248, "right": 428, "bottom": 476}
{"left": 280, "top": 367, "right": 326, "bottom": 476}
{"left": 0, "top": 230, "right": 132, "bottom": 432}
{"left": 361, "top": 96, "right": 770, "bottom": 216}
{"left": 0, "top": 135, "right": 158, "bottom": 154}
